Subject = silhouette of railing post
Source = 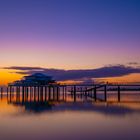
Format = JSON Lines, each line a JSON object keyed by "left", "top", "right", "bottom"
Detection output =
{"left": 118, "top": 86, "right": 121, "bottom": 102}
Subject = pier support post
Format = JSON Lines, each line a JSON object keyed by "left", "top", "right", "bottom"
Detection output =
{"left": 65, "top": 86, "right": 67, "bottom": 101}
{"left": 56, "top": 86, "right": 59, "bottom": 101}
{"left": 52, "top": 86, "right": 55, "bottom": 101}
{"left": 74, "top": 85, "right": 76, "bottom": 102}
{"left": 62, "top": 86, "right": 65, "bottom": 100}
{"left": 94, "top": 86, "right": 97, "bottom": 101}
{"left": 34, "top": 86, "right": 36, "bottom": 102}
{"left": 30, "top": 86, "right": 33, "bottom": 100}
{"left": 118, "top": 86, "right": 121, "bottom": 102}
{"left": 85, "top": 87, "right": 87, "bottom": 100}
{"left": 80, "top": 87, "right": 83, "bottom": 98}
{"left": 104, "top": 85, "right": 107, "bottom": 102}
{"left": 48, "top": 86, "right": 51, "bottom": 100}
{"left": 16, "top": 86, "right": 18, "bottom": 102}
{"left": 1, "top": 87, "right": 3, "bottom": 98}
{"left": 7, "top": 87, "right": 9, "bottom": 98}
{"left": 40, "top": 86, "right": 43, "bottom": 102}
{"left": 37, "top": 86, "right": 40, "bottom": 102}
{"left": 9, "top": 86, "right": 12, "bottom": 102}
{"left": 22, "top": 86, "right": 25, "bottom": 102}
{"left": 26, "top": 87, "right": 29, "bottom": 101}
{"left": 45, "top": 86, "right": 47, "bottom": 101}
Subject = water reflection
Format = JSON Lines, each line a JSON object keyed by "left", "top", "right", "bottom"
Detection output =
{"left": 3, "top": 94, "right": 140, "bottom": 116}
{"left": 0, "top": 96, "right": 140, "bottom": 140}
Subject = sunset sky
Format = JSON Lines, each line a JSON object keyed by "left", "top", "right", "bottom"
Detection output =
{"left": 0, "top": 0, "right": 140, "bottom": 85}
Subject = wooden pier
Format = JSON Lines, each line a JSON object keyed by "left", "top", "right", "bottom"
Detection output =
{"left": 1, "top": 84, "right": 140, "bottom": 103}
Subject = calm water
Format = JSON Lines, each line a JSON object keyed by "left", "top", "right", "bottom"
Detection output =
{"left": 0, "top": 94, "right": 140, "bottom": 140}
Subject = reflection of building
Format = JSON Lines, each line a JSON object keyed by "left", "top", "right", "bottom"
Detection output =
{"left": 9, "top": 73, "right": 56, "bottom": 86}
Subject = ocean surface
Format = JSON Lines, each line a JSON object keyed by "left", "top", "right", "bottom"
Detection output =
{"left": 0, "top": 93, "right": 140, "bottom": 140}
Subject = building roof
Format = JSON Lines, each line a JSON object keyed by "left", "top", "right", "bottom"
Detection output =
{"left": 25, "top": 73, "right": 52, "bottom": 78}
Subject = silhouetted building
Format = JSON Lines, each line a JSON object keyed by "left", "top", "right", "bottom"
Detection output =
{"left": 9, "top": 73, "right": 55, "bottom": 86}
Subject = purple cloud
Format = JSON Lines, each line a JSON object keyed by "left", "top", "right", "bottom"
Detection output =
{"left": 3, "top": 65, "right": 140, "bottom": 81}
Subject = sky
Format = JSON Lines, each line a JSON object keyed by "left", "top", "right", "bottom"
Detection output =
{"left": 0, "top": 0, "right": 140, "bottom": 85}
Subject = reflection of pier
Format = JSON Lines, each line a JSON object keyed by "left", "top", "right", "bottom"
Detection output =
{"left": 0, "top": 84, "right": 139, "bottom": 103}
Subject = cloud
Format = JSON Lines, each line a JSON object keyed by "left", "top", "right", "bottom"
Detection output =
{"left": 127, "top": 62, "right": 139, "bottom": 66}
{"left": 3, "top": 65, "right": 140, "bottom": 81}
{"left": 3, "top": 66, "right": 43, "bottom": 71}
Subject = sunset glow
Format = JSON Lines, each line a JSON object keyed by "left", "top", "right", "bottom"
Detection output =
{"left": 0, "top": 0, "right": 139, "bottom": 84}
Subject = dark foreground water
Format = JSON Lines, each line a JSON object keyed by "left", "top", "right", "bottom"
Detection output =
{"left": 0, "top": 95, "right": 140, "bottom": 140}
